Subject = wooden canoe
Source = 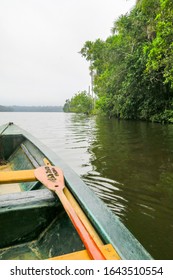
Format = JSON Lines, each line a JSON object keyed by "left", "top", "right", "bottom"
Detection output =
{"left": 0, "top": 122, "right": 152, "bottom": 260}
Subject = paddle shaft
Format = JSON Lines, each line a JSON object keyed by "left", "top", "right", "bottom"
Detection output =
{"left": 34, "top": 166, "right": 106, "bottom": 260}
{"left": 56, "top": 188, "right": 106, "bottom": 260}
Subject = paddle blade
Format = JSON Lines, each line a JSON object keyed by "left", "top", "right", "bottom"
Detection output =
{"left": 34, "top": 166, "right": 65, "bottom": 191}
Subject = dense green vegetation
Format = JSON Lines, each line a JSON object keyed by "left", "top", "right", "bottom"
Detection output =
{"left": 77, "top": 0, "right": 173, "bottom": 123}
{"left": 63, "top": 91, "right": 93, "bottom": 114}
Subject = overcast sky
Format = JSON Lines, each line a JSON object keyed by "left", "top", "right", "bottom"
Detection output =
{"left": 0, "top": 0, "right": 136, "bottom": 106}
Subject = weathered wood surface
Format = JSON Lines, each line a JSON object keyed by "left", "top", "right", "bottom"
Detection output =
{"left": 0, "top": 189, "right": 60, "bottom": 249}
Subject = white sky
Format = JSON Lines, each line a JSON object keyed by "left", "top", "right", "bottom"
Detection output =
{"left": 0, "top": 0, "right": 136, "bottom": 106}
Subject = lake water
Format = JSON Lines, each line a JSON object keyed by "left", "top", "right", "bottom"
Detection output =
{"left": 0, "top": 112, "right": 173, "bottom": 259}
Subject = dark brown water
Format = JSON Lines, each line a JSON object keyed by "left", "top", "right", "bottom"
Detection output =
{"left": 1, "top": 112, "right": 173, "bottom": 259}
{"left": 82, "top": 116, "right": 173, "bottom": 260}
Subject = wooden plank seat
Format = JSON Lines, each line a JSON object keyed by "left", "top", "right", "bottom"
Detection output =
{"left": 0, "top": 169, "right": 36, "bottom": 184}
{"left": 0, "top": 168, "right": 104, "bottom": 247}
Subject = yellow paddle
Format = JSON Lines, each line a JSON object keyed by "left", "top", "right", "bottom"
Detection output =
{"left": 34, "top": 165, "right": 106, "bottom": 260}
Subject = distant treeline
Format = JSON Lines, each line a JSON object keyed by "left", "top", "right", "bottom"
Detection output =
{"left": 0, "top": 105, "right": 13, "bottom": 112}
{"left": 0, "top": 105, "right": 63, "bottom": 112}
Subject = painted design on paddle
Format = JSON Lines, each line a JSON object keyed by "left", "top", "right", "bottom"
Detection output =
{"left": 45, "top": 166, "right": 59, "bottom": 183}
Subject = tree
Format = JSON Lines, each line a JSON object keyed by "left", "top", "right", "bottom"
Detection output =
{"left": 63, "top": 91, "right": 93, "bottom": 115}
{"left": 145, "top": 0, "right": 173, "bottom": 87}
{"left": 63, "top": 99, "right": 71, "bottom": 112}
{"left": 80, "top": 0, "right": 173, "bottom": 123}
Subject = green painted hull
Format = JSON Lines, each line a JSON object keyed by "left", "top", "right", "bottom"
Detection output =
{"left": 0, "top": 122, "right": 153, "bottom": 260}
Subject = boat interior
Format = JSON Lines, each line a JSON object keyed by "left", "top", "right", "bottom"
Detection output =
{"left": 0, "top": 134, "right": 88, "bottom": 259}
{"left": 0, "top": 134, "right": 118, "bottom": 260}
{"left": 0, "top": 134, "right": 48, "bottom": 193}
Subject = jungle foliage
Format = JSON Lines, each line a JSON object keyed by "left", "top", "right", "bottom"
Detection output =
{"left": 80, "top": 0, "right": 173, "bottom": 123}
{"left": 63, "top": 91, "right": 93, "bottom": 115}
